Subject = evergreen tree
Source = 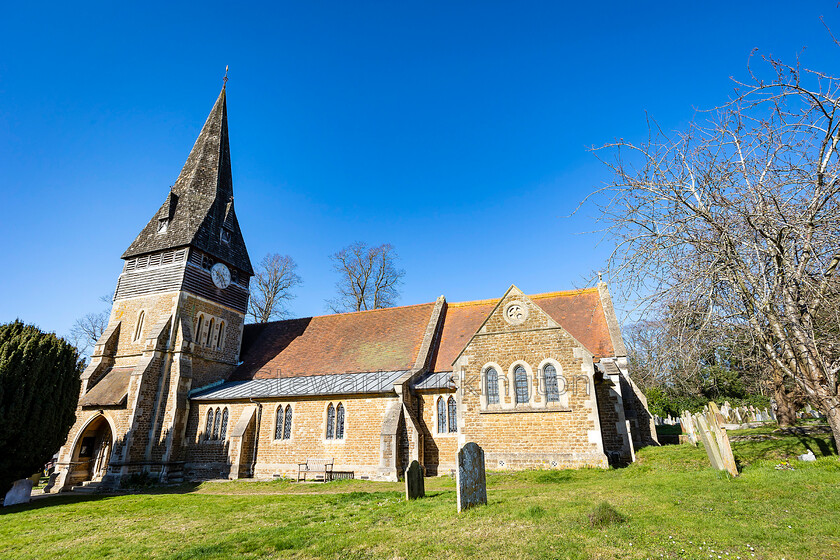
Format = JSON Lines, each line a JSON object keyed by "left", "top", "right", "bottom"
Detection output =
{"left": 0, "top": 320, "right": 82, "bottom": 495}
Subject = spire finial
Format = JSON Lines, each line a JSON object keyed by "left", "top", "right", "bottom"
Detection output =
{"left": 223, "top": 65, "right": 229, "bottom": 89}
{"left": 598, "top": 271, "right": 603, "bottom": 283}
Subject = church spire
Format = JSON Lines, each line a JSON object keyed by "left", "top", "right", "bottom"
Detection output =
{"left": 122, "top": 86, "right": 253, "bottom": 275}
{"left": 172, "top": 86, "right": 233, "bottom": 202}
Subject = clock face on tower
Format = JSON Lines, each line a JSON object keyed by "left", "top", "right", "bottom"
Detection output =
{"left": 211, "top": 263, "right": 231, "bottom": 289}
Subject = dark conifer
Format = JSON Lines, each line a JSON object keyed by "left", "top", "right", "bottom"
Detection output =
{"left": 0, "top": 320, "right": 82, "bottom": 495}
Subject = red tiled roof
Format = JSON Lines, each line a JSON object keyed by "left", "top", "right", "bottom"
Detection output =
{"left": 429, "top": 299, "right": 497, "bottom": 373}
{"left": 232, "top": 288, "right": 616, "bottom": 381}
{"left": 430, "top": 288, "right": 615, "bottom": 372}
{"left": 531, "top": 288, "right": 615, "bottom": 359}
{"left": 231, "top": 302, "right": 436, "bottom": 380}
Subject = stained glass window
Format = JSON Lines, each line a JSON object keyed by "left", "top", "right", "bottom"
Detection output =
{"left": 515, "top": 366, "right": 529, "bottom": 404}
{"left": 326, "top": 404, "right": 335, "bottom": 439}
{"left": 283, "top": 406, "right": 293, "bottom": 440}
{"left": 205, "top": 408, "right": 213, "bottom": 440}
{"left": 437, "top": 397, "right": 447, "bottom": 433}
{"left": 486, "top": 368, "right": 499, "bottom": 404}
{"left": 275, "top": 406, "right": 284, "bottom": 440}
{"left": 212, "top": 408, "right": 221, "bottom": 439}
{"left": 447, "top": 397, "right": 457, "bottom": 433}
{"left": 219, "top": 408, "right": 228, "bottom": 440}
{"left": 544, "top": 364, "right": 560, "bottom": 403}
{"left": 336, "top": 403, "right": 345, "bottom": 439}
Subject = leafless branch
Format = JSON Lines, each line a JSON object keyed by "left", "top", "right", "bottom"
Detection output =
{"left": 327, "top": 242, "right": 405, "bottom": 313}
{"left": 247, "top": 254, "right": 302, "bottom": 323}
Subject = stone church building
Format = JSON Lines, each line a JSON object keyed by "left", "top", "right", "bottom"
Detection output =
{"left": 54, "top": 87, "right": 657, "bottom": 490}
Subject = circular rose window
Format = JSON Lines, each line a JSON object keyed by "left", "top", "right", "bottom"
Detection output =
{"left": 503, "top": 301, "right": 528, "bottom": 325}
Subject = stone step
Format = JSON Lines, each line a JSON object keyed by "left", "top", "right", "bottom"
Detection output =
{"left": 72, "top": 481, "right": 103, "bottom": 493}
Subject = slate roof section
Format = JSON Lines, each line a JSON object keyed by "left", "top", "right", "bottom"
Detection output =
{"left": 230, "top": 302, "right": 438, "bottom": 381}
{"left": 411, "top": 370, "right": 457, "bottom": 391}
{"left": 79, "top": 367, "right": 133, "bottom": 407}
{"left": 122, "top": 87, "right": 253, "bottom": 275}
{"left": 429, "top": 287, "right": 616, "bottom": 372}
{"left": 191, "top": 370, "right": 410, "bottom": 400}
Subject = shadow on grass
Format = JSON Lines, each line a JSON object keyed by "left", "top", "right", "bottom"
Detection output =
{"left": 1, "top": 482, "right": 206, "bottom": 515}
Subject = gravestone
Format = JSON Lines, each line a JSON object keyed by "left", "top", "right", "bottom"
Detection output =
{"left": 3, "top": 479, "right": 33, "bottom": 507}
{"left": 43, "top": 472, "right": 59, "bottom": 494}
{"left": 405, "top": 460, "right": 425, "bottom": 500}
{"left": 456, "top": 442, "right": 487, "bottom": 512}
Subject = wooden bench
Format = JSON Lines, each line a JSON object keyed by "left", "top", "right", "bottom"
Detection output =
{"left": 297, "top": 458, "right": 334, "bottom": 482}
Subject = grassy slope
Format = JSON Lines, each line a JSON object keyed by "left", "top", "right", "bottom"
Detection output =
{"left": 1, "top": 426, "right": 838, "bottom": 560}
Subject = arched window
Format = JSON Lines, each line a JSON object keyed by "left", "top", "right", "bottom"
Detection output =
{"left": 133, "top": 311, "right": 145, "bottom": 342}
{"left": 275, "top": 406, "right": 284, "bottom": 440}
{"left": 514, "top": 365, "right": 529, "bottom": 404}
{"left": 544, "top": 364, "right": 560, "bottom": 403}
{"left": 485, "top": 368, "right": 499, "bottom": 405}
{"left": 283, "top": 405, "right": 293, "bottom": 440}
{"left": 447, "top": 396, "right": 457, "bottom": 433}
{"left": 206, "top": 318, "right": 215, "bottom": 347}
{"left": 437, "top": 397, "right": 447, "bottom": 433}
{"left": 219, "top": 408, "right": 229, "bottom": 440}
{"left": 216, "top": 321, "right": 225, "bottom": 350}
{"left": 212, "top": 408, "right": 221, "bottom": 439}
{"left": 196, "top": 315, "right": 204, "bottom": 344}
{"left": 205, "top": 408, "right": 213, "bottom": 440}
{"left": 335, "top": 403, "right": 345, "bottom": 440}
{"left": 326, "top": 404, "right": 335, "bottom": 439}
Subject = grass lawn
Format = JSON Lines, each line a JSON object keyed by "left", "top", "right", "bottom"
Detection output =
{"left": 1, "top": 425, "right": 838, "bottom": 560}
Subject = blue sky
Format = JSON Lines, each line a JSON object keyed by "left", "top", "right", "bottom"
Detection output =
{"left": 1, "top": 1, "right": 838, "bottom": 338}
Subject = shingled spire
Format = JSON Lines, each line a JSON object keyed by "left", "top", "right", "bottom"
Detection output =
{"left": 122, "top": 87, "right": 253, "bottom": 275}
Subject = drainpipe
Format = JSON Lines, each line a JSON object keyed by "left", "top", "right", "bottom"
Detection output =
{"left": 249, "top": 398, "right": 262, "bottom": 478}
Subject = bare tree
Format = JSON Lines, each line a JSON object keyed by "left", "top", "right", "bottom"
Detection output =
{"left": 327, "top": 242, "right": 405, "bottom": 312}
{"left": 593, "top": 50, "right": 840, "bottom": 447}
{"left": 247, "top": 254, "right": 302, "bottom": 323}
{"left": 69, "top": 293, "right": 113, "bottom": 356}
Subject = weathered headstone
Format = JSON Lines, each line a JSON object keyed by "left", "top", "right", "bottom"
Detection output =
{"left": 43, "top": 472, "right": 59, "bottom": 494}
{"left": 680, "top": 411, "right": 697, "bottom": 446}
{"left": 694, "top": 414, "right": 724, "bottom": 470}
{"left": 405, "top": 460, "right": 425, "bottom": 500}
{"left": 694, "top": 405, "right": 738, "bottom": 477}
{"left": 456, "top": 442, "right": 487, "bottom": 512}
{"left": 720, "top": 402, "right": 732, "bottom": 422}
{"left": 3, "top": 479, "right": 33, "bottom": 507}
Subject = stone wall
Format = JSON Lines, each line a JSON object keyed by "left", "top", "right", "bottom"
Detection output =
{"left": 183, "top": 395, "right": 402, "bottom": 480}
{"left": 452, "top": 288, "right": 608, "bottom": 470}
{"left": 416, "top": 392, "right": 460, "bottom": 475}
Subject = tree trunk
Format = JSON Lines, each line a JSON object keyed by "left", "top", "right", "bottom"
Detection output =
{"left": 772, "top": 369, "right": 797, "bottom": 427}
{"left": 820, "top": 396, "right": 840, "bottom": 457}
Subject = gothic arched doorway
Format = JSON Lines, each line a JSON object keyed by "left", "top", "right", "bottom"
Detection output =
{"left": 72, "top": 416, "right": 113, "bottom": 484}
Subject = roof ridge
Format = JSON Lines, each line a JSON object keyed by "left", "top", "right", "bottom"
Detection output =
{"left": 447, "top": 287, "right": 597, "bottom": 308}
{"left": 250, "top": 301, "right": 437, "bottom": 327}
{"left": 530, "top": 287, "right": 599, "bottom": 298}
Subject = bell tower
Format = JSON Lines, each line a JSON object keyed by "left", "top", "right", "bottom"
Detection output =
{"left": 55, "top": 85, "right": 252, "bottom": 489}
